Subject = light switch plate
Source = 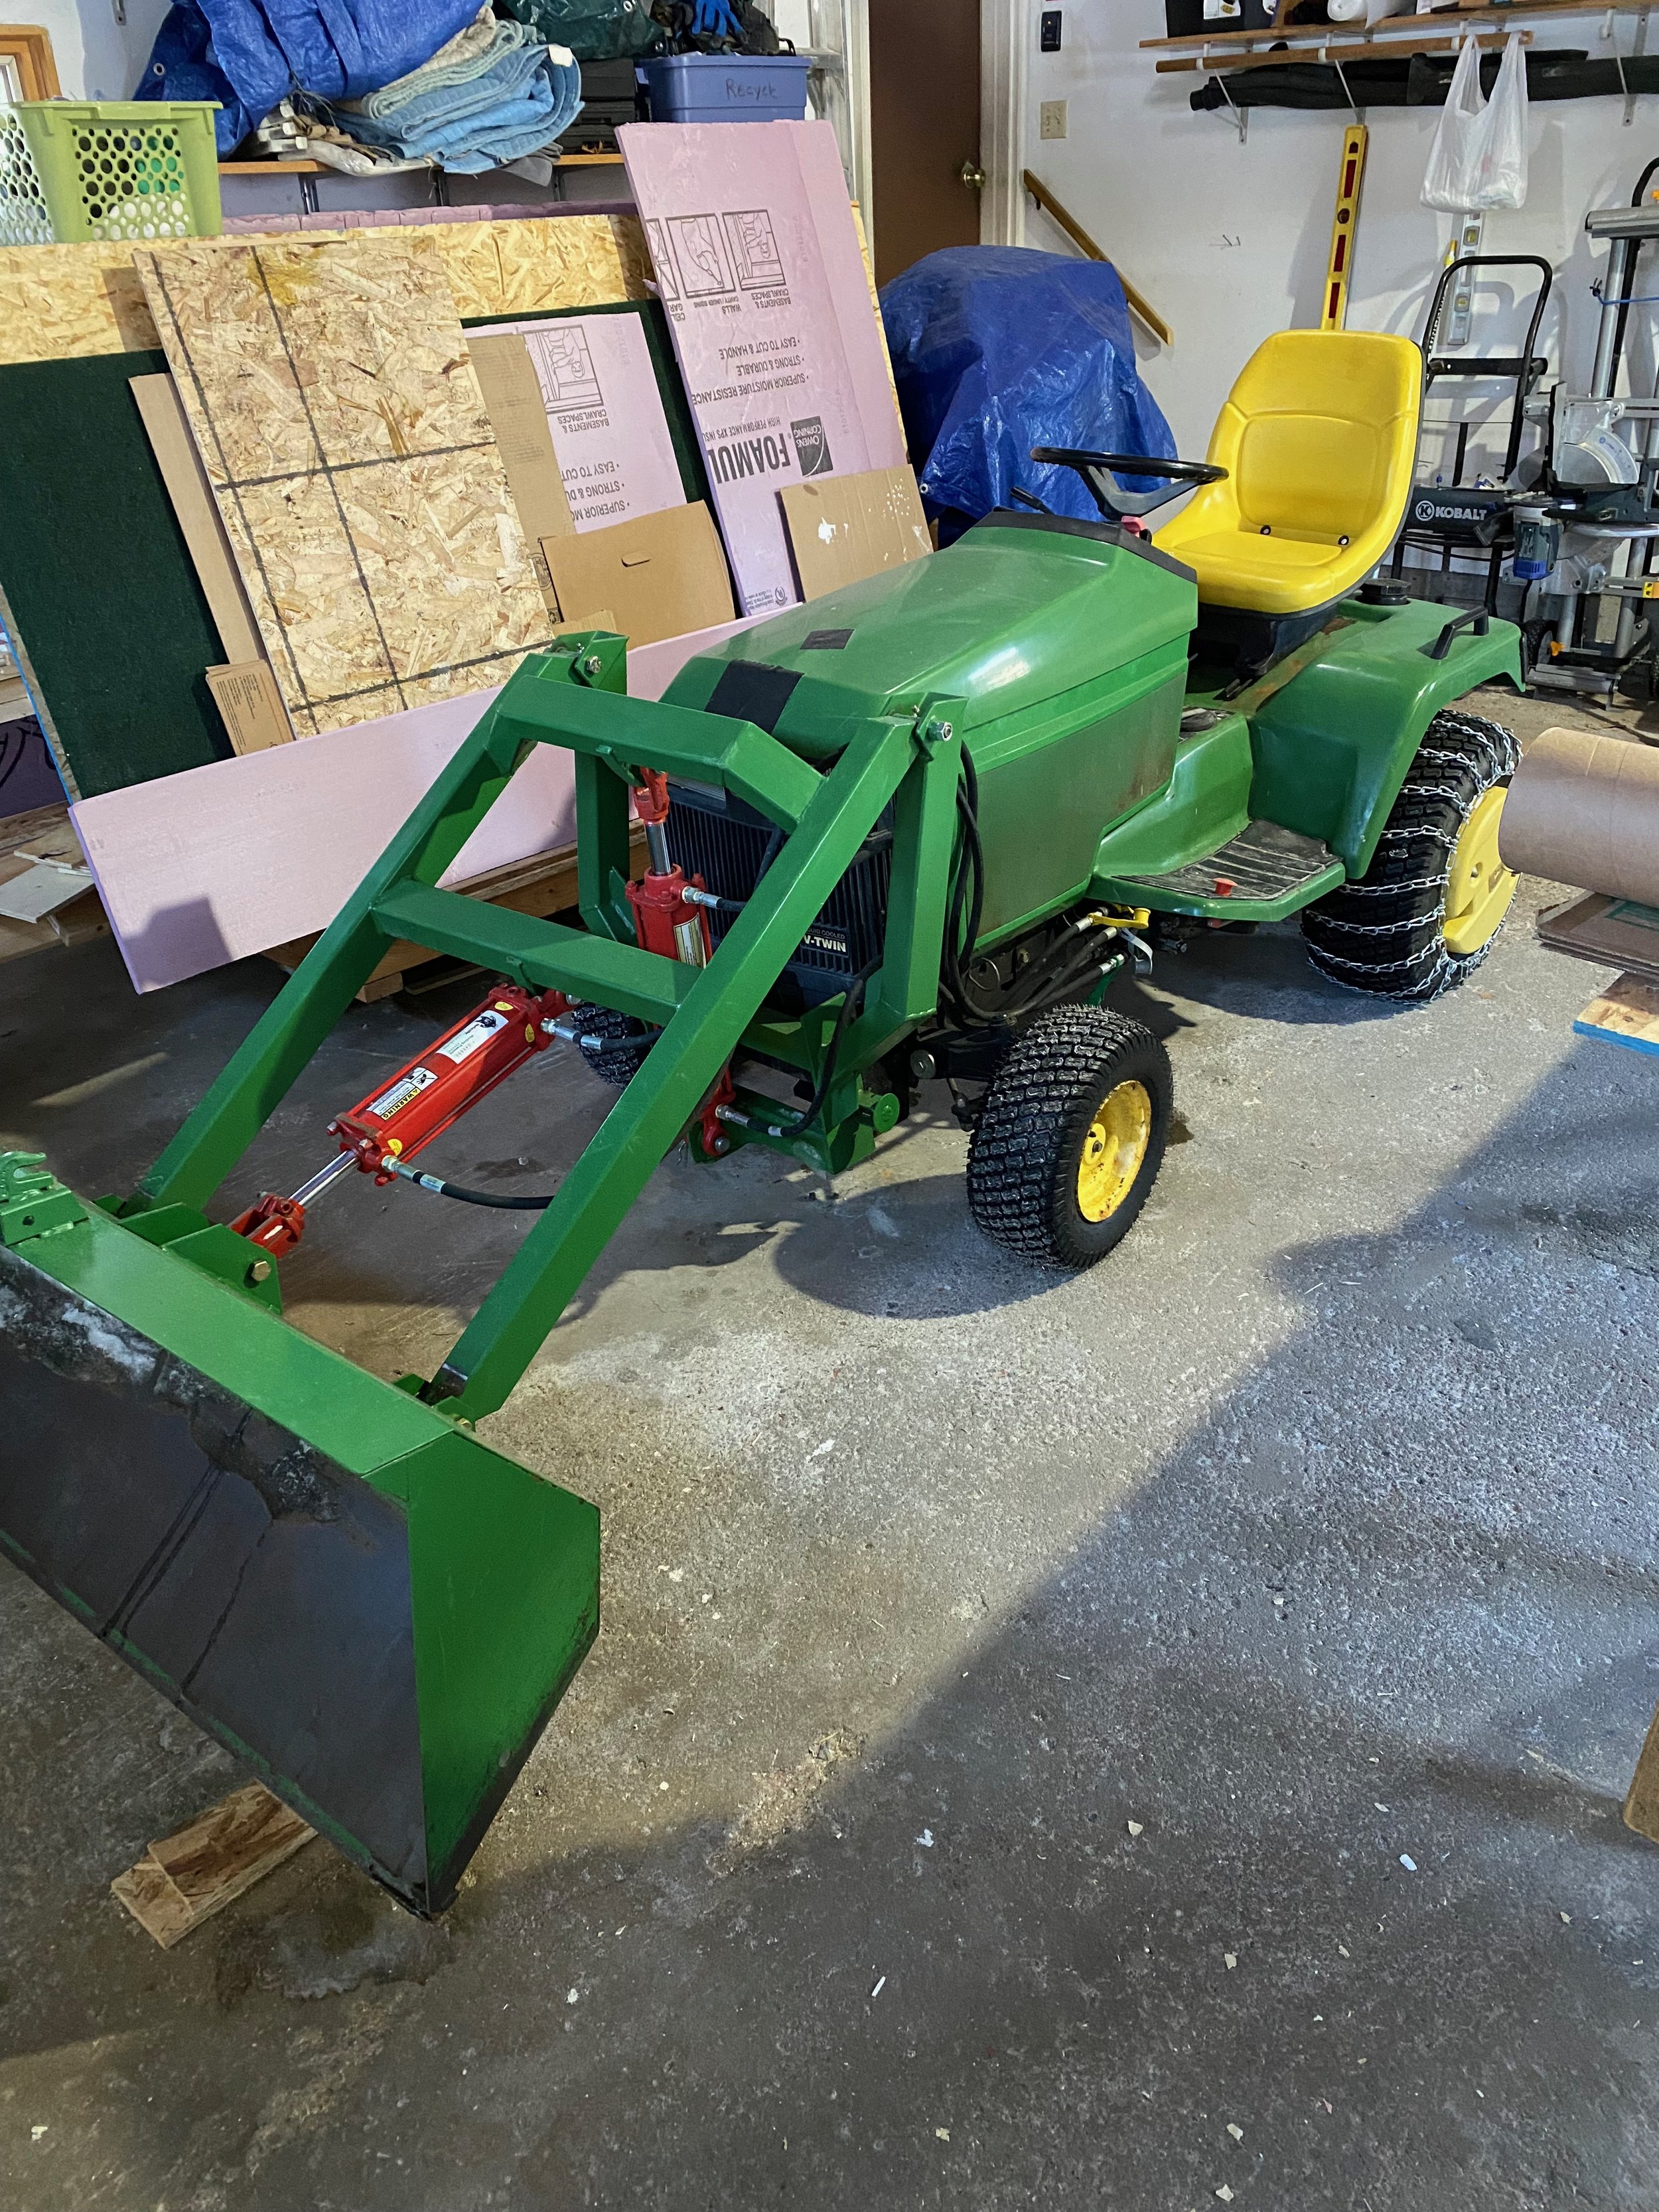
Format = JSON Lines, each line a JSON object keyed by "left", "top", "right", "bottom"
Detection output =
{"left": 1039, "top": 100, "right": 1068, "bottom": 141}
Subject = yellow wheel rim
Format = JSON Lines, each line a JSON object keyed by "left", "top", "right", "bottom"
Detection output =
{"left": 1076, "top": 1079, "right": 1153, "bottom": 1223}
{"left": 1443, "top": 784, "right": 1517, "bottom": 958}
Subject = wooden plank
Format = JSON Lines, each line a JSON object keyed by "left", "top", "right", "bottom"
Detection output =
{"left": 129, "top": 372, "right": 265, "bottom": 667}
{"left": 135, "top": 234, "right": 559, "bottom": 738}
{"left": 1575, "top": 972, "right": 1659, "bottom": 1059}
{"left": 111, "top": 1782, "right": 314, "bottom": 1949}
{"left": 1139, "top": 0, "right": 1631, "bottom": 46}
{"left": 1155, "top": 31, "right": 1528, "bottom": 72}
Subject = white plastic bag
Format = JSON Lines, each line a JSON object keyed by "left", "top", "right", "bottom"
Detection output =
{"left": 1421, "top": 33, "right": 1528, "bottom": 212}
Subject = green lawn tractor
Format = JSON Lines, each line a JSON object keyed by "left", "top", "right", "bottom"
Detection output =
{"left": 0, "top": 329, "right": 1524, "bottom": 1913}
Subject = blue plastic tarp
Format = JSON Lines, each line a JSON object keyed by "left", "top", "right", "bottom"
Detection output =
{"left": 879, "top": 246, "right": 1177, "bottom": 528}
{"left": 137, "top": 0, "right": 484, "bottom": 152}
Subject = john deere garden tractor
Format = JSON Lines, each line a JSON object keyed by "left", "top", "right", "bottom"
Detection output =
{"left": 0, "top": 329, "right": 1523, "bottom": 1912}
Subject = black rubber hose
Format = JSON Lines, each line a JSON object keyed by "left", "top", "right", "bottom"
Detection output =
{"left": 1000, "top": 926, "right": 1120, "bottom": 1017}
{"left": 943, "top": 757, "right": 1001, "bottom": 1029}
{"left": 395, "top": 1168, "right": 558, "bottom": 1210}
{"left": 767, "top": 950, "right": 883, "bottom": 1134}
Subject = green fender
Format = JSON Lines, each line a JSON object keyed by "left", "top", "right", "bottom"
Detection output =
{"left": 1244, "top": 597, "right": 1523, "bottom": 878}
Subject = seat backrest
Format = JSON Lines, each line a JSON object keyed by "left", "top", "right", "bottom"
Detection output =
{"left": 1210, "top": 330, "right": 1421, "bottom": 544}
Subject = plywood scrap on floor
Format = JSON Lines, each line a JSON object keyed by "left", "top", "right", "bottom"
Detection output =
{"left": 0, "top": 804, "right": 106, "bottom": 962}
{"left": 1626, "top": 1700, "right": 1659, "bottom": 1843}
{"left": 111, "top": 1782, "right": 314, "bottom": 1949}
{"left": 1540, "top": 892, "right": 1659, "bottom": 988}
{"left": 1575, "top": 972, "right": 1659, "bottom": 1059}
{"left": 0, "top": 215, "right": 651, "bottom": 367}
{"left": 136, "top": 234, "right": 557, "bottom": 737}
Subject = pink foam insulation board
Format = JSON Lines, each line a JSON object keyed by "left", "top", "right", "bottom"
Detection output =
{"left": 472, "top": 314, "right": 685, "bottom": 528}
{"left": 74, "top": 617, "right": 759, "bottom": 994}
{"left": 617, "top": 119, "right": 907, "bottom": 619}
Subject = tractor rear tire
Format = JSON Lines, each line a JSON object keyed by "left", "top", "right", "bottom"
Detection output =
{"left": 571, "top": 1002, "right": 654, "bottom": 1087}
{"left": 966, "top": 1005, "right": 1172, "bottom": 1268}
{"left": 1299, "top": 708, "right": 1520, "bottom": 1002}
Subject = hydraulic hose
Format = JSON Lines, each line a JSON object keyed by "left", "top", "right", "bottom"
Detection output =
{"left": 389, "top": 1161, "right": 558, "bottom": 1209}
{"left": 764, "top": 950, "right": 883, "bottom": 1135}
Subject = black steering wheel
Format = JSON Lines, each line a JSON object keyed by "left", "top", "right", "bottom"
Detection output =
{"left": 1027, "top": 447, "right": 1228, "bottom": 524}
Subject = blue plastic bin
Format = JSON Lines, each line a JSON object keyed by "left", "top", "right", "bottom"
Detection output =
{"left": 636, "top": 52, "right": 813, "bottom": 123}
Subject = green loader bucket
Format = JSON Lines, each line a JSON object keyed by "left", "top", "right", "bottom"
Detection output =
{"left": 0, "top": 1195, "right": 599, "bottom": 1916}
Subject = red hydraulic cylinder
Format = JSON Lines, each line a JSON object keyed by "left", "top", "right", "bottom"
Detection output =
{"left": 626, "top": 767, "right": 712, "bottom": 966}
{"left": 230, "top": 982, "right": 569, "bottom": 1257}
{"left": 330, "top": 983, "right": 569, "bottom": 1179}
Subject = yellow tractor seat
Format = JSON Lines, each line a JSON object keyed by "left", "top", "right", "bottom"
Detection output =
{"left": 1155, "top": 329, "right": 1422, "bottom": 619}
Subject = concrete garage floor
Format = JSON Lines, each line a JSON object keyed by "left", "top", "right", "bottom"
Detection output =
{"left": 3, "top": 689, "right": 1659, "bottom": 2209}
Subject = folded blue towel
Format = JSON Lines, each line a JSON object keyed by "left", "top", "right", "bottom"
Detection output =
{"left": 325, "top": 40, "right": 583, "bottom": 171}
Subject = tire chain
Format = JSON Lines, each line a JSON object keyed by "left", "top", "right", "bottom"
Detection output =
{"left": 1301, "top": 709, "right": 1518, "bottom": 1001}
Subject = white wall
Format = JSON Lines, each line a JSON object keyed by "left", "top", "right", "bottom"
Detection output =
{"left": 29, "top": 0, "right": 172, "bottom": 102}
{"left": 1020, "top": 0, "right": 1659, "bottom": 469}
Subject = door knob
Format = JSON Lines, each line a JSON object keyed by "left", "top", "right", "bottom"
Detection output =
{"left": 959, "top": 158, "right": 987, "bottom": 190}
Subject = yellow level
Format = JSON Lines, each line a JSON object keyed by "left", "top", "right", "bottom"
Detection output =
{"left": 1320, "top": 124, "right": 1368, "bottom": 332}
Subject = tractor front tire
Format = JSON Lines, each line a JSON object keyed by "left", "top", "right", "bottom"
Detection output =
{"left": 1300, "top": 708, "right": 1520, "bottom": 1002}
{"left": 967, "top": 1005, "right": 1172, "bottom": 1268}
{"left": 571, "top": 1002, "right": 654, "bottom": 1087}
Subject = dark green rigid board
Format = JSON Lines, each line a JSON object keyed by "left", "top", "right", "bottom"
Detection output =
{"left": 0, "top": 348, "right": 235, "bottom": 800}
{"left": 0, "top": 303, "right": 707, "bottom": 803}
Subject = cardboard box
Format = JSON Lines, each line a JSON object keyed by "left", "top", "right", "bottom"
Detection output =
{"left": 469, "top": 332, "right": 576, "bottom": 615}
{"left": 206, "top": 660, "right": 293, "bottom": 755}
{"left": 541, "top": 502, "right": 735, "bottom": 646}
{"left": 780, "top": 465, "right": 930, "bottom": 601}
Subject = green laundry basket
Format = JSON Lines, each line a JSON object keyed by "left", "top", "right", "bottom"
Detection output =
{"left": 0, "top": 102, "right": 222, "bottom": 248}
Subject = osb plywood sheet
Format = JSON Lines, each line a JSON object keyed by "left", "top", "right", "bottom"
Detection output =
{"left": 138, "top": 234, "right": 557, "bottom": 736}
{"left": 0, "top": 244, "right": 157, "bottom": 362}
{"left": 438, "top": 213, "right": 650, "bottom": 321}
{"left": 0, "top": 215, "right": 649, "bottom": 366}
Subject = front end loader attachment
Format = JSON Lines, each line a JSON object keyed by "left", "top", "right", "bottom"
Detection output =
{"left": 0, "top": 1171, "right": 599, "bottom": 1917}
{"left": 0, "top": 630, "right": 940, "bottom": 1908}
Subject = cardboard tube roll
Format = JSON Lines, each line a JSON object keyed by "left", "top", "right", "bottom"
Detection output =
{"left": 1498, "top": 725, "right": 1659, "bottom": 901}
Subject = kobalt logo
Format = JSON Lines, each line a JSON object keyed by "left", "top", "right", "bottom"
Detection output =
{"left": 1415, "top": 497, "right": 1486, "bottom": 522}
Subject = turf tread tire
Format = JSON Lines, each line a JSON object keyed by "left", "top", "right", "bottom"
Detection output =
{"left": 966, "top": 1005, "right": 1172, "bottom": 1268}
{"left": 571, "top": 1001, "right": 654, "bottom": 1086}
